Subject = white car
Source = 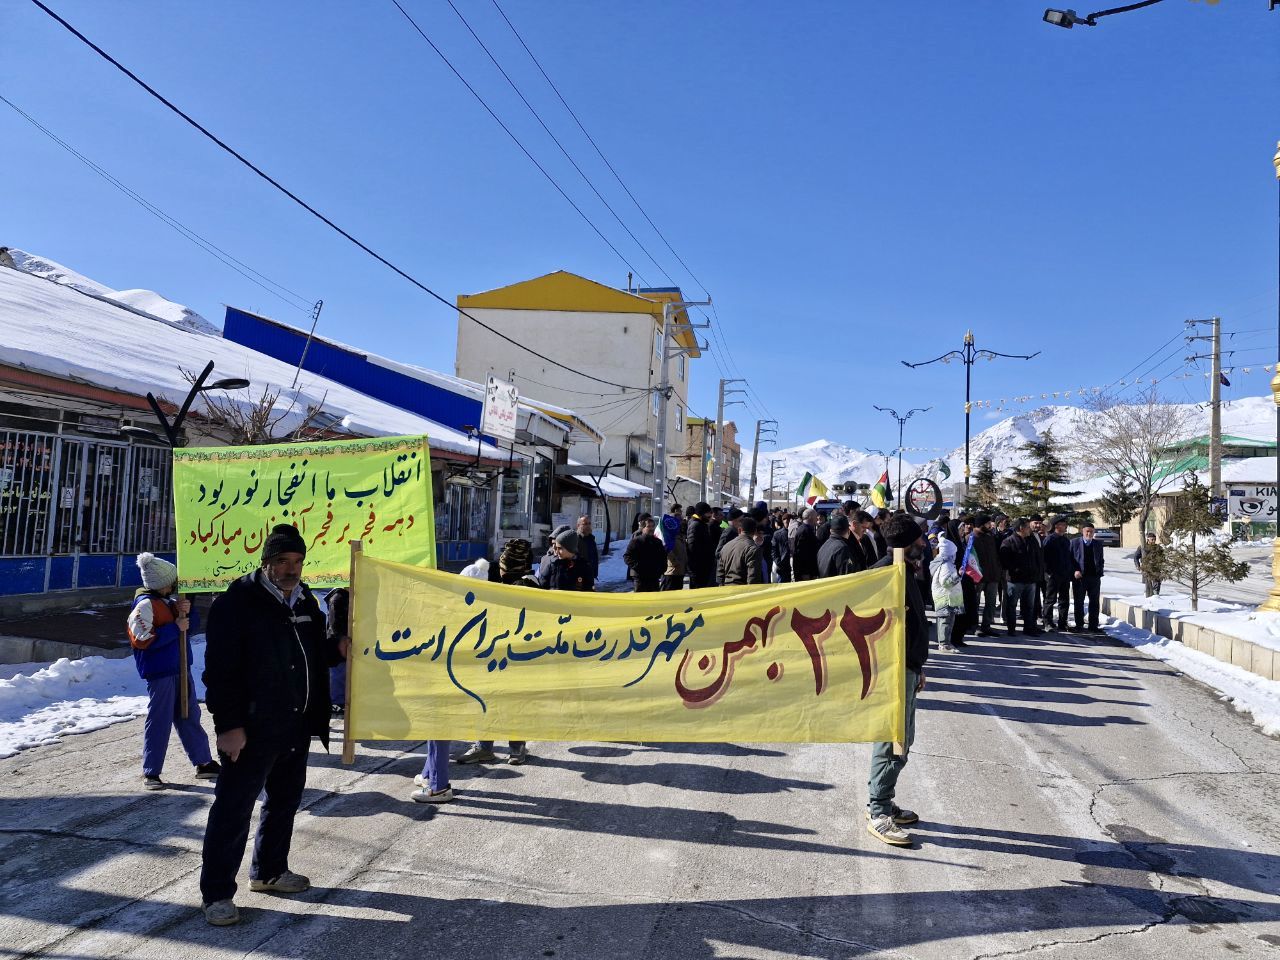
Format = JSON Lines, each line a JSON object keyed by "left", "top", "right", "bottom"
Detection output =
{"left": 1092, "top": 528, "right": 1121, "bottom": 546}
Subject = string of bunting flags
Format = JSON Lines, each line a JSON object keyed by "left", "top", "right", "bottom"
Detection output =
{"left": 970, "top": 365, "right": 1275, "bottom": 413}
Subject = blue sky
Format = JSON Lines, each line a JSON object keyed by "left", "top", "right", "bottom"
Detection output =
{"left": 2, "top": 1, "right": 1277, "bottom": 454}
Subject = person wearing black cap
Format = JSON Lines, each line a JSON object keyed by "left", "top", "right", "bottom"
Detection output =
{"left": 970, "top": 515, "right": 1003, "bottom": 636}
{"left": 715, "top": 508, "right": 745, "bottom": 585}
{"left": 686, "top": 502, "right": 717, "bottom": 589}
{"left": 816, "top": 512, "right": 860, "bottom": 577}
{"left": 864, "top": 514, "right": 929, "bottom": 847}
{"left": 199, "top": 524, "right": 350, "bottom": 926}
{"left": 1041, "top": 516, "right": 1075, "bottom": 632}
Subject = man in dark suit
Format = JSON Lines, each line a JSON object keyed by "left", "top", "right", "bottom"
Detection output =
{"left": 1070, "top": 523, "right": 1106, "bottom": 632}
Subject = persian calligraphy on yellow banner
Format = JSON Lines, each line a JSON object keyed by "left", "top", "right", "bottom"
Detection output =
{"left": 348, "top": 554, "right": 906, "bottom": 745}
{"left": 173, "top": 435, "right": 435, "bottom": 592}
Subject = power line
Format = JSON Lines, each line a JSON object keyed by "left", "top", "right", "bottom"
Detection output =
{"left": 389, "top": 0, "right": 650, "bottom": 287}
{"left": 486, "top": 0, "right": 776, "bottom": 426}
{"left": 442, "top": 0, "right": 674, "bottom": 286}
{"left": 489, "top": 0, "right": 710, "bottom": 298}
{"left": 27, "top": 0, "right": 649, "bottom": 393}
{"left": 0, "top": 92, "right": 313, "bottom": 315}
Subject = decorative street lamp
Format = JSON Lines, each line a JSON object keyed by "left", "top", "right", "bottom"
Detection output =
{"left": 1042, "top": 0, "right": 1167, "bottom": 29}
{"left": 872, "top": 406, "right": 931, "bottom": 511}
{"left": 902, "top": 332, "right": 1039, "bottom": 500}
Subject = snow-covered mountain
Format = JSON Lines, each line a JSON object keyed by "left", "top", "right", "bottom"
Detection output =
{"left": 777, "top": 396, "right": 1277, "bottom": 492}
{"left": 766, "top": 439, "right": 920, "bottom": 494}
{"left": 3, "top": 247, "right": 220, "bottom": 336}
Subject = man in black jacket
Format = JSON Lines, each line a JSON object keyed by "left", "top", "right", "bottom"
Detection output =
{"left": 1041, "top": 516, "right": 1076, "bottom": 632}
{"left": 772, "top": 511, "right": 793, "bottom": 582}
{"left": 998, "top": 518, "right": 1042, "bottom": 636}
{"left": 792, "top": 508, "right": 821, "bottom": 581}
{"left": 685, "top": 502, "right": 717, "bottom": 589}
{"left": 623, "top": 516, "right": 667, "bottom": 591}
{"left": 865, "top": 515, "right": 929, "bottom": 847}
{"left": 200, "top": 524, "right": 348, "bottom": 926}
{"left": 816, "top": 512, "right": 860, "bottom": 577}
{"left": 971, "top": 515, "right": 1003, "bottom": 637}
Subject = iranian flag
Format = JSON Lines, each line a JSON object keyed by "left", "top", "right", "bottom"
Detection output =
{"left": 870, "top": 471, "right": 893, "bottom": 509}
{"left": 795, "top": 472, "right": 814, "bottom": 500}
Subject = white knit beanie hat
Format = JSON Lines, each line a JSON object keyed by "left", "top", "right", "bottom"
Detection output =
{"left": 137, "top": 552, "right": 178, "bottom": 591}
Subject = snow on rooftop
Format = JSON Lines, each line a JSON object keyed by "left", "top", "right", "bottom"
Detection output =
{"left": 0, "top": 264, "right": 494, "bottom": 458}
{"left": 6, "top": 247, "right": 221, "bottom": 336}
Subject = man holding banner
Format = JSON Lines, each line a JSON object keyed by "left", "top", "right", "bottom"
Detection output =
{"left": 863, "top": 515, "right": 930, "bottom": 848}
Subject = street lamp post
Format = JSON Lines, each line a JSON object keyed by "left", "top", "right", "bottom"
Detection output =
{"left": 1263, "top": 141, "right": 1280, "bottom": 611}
{"left": 124, "top": 360, "right": 251, "bottom": 449}
{"left": 873, "top": 407, "right": 930, "bottom": 510}
{"left": 865, "top": 447, "right": 893, "bottom": 492}
{"left": 902, "top": 331, "right": 1039, "bottom": 501}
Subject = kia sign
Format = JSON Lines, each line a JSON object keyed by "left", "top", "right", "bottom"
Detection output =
{"left": 482, "top": 376, "right": 519, "bottom": 442}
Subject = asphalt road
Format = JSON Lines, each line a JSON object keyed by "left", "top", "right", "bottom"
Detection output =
{"left": 2, "top": 627, "right": 1278, "bottom": 959}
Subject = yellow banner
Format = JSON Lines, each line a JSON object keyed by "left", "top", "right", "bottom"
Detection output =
{"left": 173, "top": 435, "right": 435, "bottom": 592}
{"left": 348, "top": 554, "right": 906, "bottom": 744}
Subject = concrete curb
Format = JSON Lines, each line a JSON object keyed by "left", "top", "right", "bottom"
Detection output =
{"left": 1101, "top": 595, "right": 1278, "bottom": 682}
{"left": 0, "top": 635, "right": 132, "bottom": 665}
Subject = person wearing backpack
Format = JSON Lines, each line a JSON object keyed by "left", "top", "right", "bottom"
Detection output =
{"left": 127, "top": 553, "right": 220, "bottom": 791}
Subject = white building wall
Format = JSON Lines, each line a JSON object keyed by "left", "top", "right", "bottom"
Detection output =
{"left": 456, "top": 306, "right": 692, "bottom": 488}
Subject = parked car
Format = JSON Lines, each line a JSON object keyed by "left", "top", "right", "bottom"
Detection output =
{"left": 1092, "top": 528, "right": 1121, "bottom": 546}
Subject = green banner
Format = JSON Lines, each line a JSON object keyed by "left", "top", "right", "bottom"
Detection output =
{"left": 173, "top": 435, "right": 436, "bottom": 592}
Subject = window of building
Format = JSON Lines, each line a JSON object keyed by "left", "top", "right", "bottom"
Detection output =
{"left": 677, "top": 354, "right": 685, "bottom": 381}
{"left": 675, "top": 404, "right": 684, "bottom": 433}
{"left": 654, "top": 328, "right": 662, "bottom": 361}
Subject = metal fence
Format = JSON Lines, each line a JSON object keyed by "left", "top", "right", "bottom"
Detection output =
{"left": 0, "top": 428, "right": 173, "bottom": 560}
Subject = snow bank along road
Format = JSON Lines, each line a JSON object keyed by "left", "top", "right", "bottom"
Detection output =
{"left": 1, "top": 629, "right": 1278, "bottom": 959}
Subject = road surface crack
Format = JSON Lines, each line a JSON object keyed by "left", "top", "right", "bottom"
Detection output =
{"left": 691, "top": 901, "right": 921, "bottom": 958}
{"left": 1171, "top": 709, "right": 1256, "bottom": 772}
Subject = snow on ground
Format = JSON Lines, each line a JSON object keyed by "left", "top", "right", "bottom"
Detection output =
{"left": 0, "top": 636, "right": 206, "bottom": 759}
{"left": 1104, "top": 617, "right": 1280, "bottom": 737}
{"left": 1102, "top": 576, "right": 1280, "bottom": 654}
{"left": 596, "top": 542, "right": 631, "bottom": 588}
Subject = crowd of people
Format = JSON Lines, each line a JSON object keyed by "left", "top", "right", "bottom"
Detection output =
{"left": 123, "top": 498, "right": 1114, "bottom": 924}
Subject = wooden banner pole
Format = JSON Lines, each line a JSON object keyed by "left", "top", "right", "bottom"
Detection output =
{"left": 342, "top": 540, "right": 362, "bottom": 765}
{"left": 177, "top": 592, "right": 190, "bottom": 720}
{"left": 892, "top": 546, "right": 907, "bottom": 757}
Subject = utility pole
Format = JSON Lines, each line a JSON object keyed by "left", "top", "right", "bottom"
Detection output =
{"left": 768, "top": 458, "right": 783, "bottom": 508}
{"left": 902, "top": 331, "right": 1039, "bottom": 499}
{"left": 873, "top": 406, "right": 931, "bottom": 509}
{"left": 714, "top": 377, "right": 747, "bottom": 505}
{"left": 698, "top": 420, "right": 709, "bottom": 504}
{"left": 651, "top": 298, "right": 710, "bottom": 513}
{"left": 1187, "top": 316, "right": 1227, "bottom": 506}
{"left": 748, "top": 419, "right": 778, "bottom": 504}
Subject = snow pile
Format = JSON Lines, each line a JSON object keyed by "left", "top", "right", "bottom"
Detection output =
{"left": 5, "top": 247, "right": 221, "bottom": 335}
{"left": 1102, "top": 582, "right": 1280, "bottom": 656}
{"left": 0, "top": 637, "right": 207, "bottom": 759}
{"left": 1105, "top": 618, "right": 1280, "bottom": 737}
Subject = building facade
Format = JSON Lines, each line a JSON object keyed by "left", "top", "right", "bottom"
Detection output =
{"left": 455, "top": 272, "right": 699, "bottom": 495}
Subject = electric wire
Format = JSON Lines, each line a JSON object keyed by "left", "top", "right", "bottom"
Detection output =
{"left": 0, "top": 92, "right": 313, "bottom": 315}
{"left": 388, "top": 0, "right": 650, "bottom": 288}
{"left": 487, "top": 0, "right": 774, "bottom": 427}
{"left": 442, "top": 0, "right": 674, "bottom": 286}
{"left": 26, "top": 0, "right": 650, "bottom": 393}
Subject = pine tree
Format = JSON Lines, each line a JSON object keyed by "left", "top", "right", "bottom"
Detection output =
{"left": 1158, "top": 473, "right": 1248, "bottom": 611}
{"left": 964, "top": 457, "right": 999, "bottom": 511}
{"left": 1098, "top": 476, "right": 1140, "bottom": 529}
{"left": 999, "top": 431, "right": 1085, "bottom": 522}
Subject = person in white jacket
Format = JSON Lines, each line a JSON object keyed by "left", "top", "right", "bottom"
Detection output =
{"left": 930, "top": 536, "right": 964, "bottom": 652}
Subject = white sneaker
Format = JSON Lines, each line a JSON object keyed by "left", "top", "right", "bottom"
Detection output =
{"left": 410, "top": 786, "right": 454, "bottom": 804}
{"left": 866, "top": 814, "right": 913, "bottom": 847}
